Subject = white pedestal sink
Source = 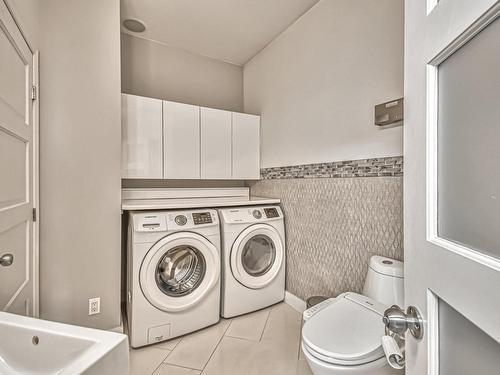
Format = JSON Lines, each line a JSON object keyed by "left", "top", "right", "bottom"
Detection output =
{"left": 0, "top": 312, "right": 129, "bottom": 375}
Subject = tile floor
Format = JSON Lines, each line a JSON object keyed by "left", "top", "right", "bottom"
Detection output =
{"left": 129, "top": 303, "right": 312, "bottom": 375}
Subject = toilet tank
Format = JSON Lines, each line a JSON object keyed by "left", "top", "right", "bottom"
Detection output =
{"left": 362, "top": 256, "right": 404, "bottom": 307}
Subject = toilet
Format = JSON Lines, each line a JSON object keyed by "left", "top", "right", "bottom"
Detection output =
{"left": 301, "top": 256, "right": 404, "bottom": 375}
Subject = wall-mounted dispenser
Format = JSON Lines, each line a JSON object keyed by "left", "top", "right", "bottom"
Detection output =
{"left": 374, "top": 98, "right": 404, "bottom": 126}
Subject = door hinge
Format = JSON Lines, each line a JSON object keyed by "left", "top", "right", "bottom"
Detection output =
{"left": 32, "top": 208, "right": 37, "bottom": 222}
{"left": 31, "top": 85, "right": 37, "bottom": 101}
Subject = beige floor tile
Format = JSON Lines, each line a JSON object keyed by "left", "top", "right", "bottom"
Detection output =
{"left": 224, "top": 308, "right": 270, "bottom": 341}
{"left": 201, "top": 337, "right": 256, "bottom": 375}
{"left": 296, "top": 359, "right": 313, "bottom": 375}
{"left": 155, "top": 337, "right": 182, "bottom": 351}
{"left": 154, "top": 363, "right": 201, "bottom": 375}
{"left": 129, "top": 346, "right": 170, "bottom": 375}
{"left": 202, "top": 336, "right": 299, "bottom": 375}
{"left": 262, "top": 303, "right": 302, "bottom": 351}
{"left": 164, "top": 319, "right": 231, "bottom": 370}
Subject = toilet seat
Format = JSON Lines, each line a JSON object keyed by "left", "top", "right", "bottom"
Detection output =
{"left": 302, "top": 293, "right": 388, "bottom": 366}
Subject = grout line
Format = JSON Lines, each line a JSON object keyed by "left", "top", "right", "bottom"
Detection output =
{"left": 164, "top": 363, "right": 204, "bottom": 372}
{"left": 258, "top": 309, "right": 272, "bottom": 342}
{"left": 166, "top": 336, "right": 183, "bottom": 352}
{"left": 148, "top": 349, "right": 172, "bottom": 375}
{"left": 224, "top": 333, "right": 261, "bottom": 342}
{"left": 200, "top": 321, "right": 232, "bottom": 372}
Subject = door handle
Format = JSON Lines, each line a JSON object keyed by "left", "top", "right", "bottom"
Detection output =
{"left": 383, "top": 305, "right": 424, "bottom": 339}
{"left": 0, "top": 253, "right": 14, "bottom": 267}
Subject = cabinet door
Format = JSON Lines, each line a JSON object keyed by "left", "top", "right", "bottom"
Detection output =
{"left": 200, "top": 107, "right": 232, "bottom": 179}
{"left": 232, "top": 113, "right": 260, "bottom": 179}
{"left": 163, "top": 101, "right": 200, "bottom": 179}
{"left": 121, "top": 94, "right": 162, "bottom": 178}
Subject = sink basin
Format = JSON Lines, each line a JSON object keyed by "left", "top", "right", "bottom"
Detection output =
{"left": 0, "top": 312, "right": 129, "bottom": 375}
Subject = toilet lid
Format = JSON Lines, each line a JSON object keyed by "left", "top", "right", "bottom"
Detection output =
{"left": 302, "top": 293, "right": 387, "bottom": 366}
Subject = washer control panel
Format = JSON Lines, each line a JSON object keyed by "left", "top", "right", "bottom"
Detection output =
{"left": 192, "top": 212, "right": 213, "bottom": 225}
{"left": 134, "top": 214, "right": 167, "bottom": 232}
{"left": 264, "top": 207, "right": 279, "bottom": 218}
{"left": 174, "top": 215, "right": 188, "bottom": 226}
{"left": 252, "top": 209, "right": 262, "bottom": 219}
{"left": 133, "top": 209, "right": 218, "bottom": 232}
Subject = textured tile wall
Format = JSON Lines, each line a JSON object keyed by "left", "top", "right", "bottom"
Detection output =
{"left": 249, "top": 176, "right": 403, "bottom": 301}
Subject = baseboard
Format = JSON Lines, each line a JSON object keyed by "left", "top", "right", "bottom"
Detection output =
{"left": 109, "top": 312, "right": 124, "bottom": 334}
{"left": 284, "top": 291, "right": 307, "bottom": 313}
{"left": 109, "top": 324, "right": 124, "bottom": 334}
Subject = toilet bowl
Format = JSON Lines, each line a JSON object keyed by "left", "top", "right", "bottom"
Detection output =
{"left": 301, "top": 256, "right": 404, "bottom": 375}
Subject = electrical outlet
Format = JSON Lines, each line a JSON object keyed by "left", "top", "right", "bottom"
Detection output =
{"left": 88, "top": 297, "right": 100, "bottom": 315}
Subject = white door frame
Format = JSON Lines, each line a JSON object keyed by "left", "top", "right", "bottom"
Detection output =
{"left": 32, "top": 50, "right": 39, "bottom": 317}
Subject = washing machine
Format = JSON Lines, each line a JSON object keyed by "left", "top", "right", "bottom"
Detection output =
{"left": 218, "top": 205, "right": 286, "bottom": 318}
{"left": 127, "top": 209, "right": 221, "bottom": 348}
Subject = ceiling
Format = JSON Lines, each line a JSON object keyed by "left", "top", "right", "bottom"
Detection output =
{"left": 120, "top": 0, "right": 321, "bottom": 66}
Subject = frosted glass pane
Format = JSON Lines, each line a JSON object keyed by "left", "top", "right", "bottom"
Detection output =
{"left": 439, "top": 300, "right": 500, "bottom": 375}
{"left": 437, "top": 17, "right": 500, "bottom": 259}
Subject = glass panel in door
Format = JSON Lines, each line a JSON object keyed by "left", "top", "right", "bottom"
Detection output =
{"left": 437, "top": 16, "right": 500, "bottom": 259}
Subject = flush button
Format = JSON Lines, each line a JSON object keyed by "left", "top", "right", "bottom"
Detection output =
{"left": 174, "top": 215, "right": 187, "bottom": 226}
{"left": 252, "top": 210, "right": 262, "bottom": 219}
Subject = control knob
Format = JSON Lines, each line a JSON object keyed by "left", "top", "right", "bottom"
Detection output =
{"left": 174, "top": 215, "right": 188, "bottom": 226}
{"left": 252, "top": 210, "right": 262, "bottom": 219}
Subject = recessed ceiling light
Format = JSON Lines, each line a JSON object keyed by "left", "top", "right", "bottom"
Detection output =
{"left": 122, "top": 19, "right": 146, "bottom": 33}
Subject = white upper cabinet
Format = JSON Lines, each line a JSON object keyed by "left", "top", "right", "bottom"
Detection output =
{"left": 232, "top": 113, "right": 260, "bottom": 179}
{"left": 121, "top": 94, "right": 260, "bottom": 180}
{"left": 200, "top": 107, "right": 232, "bottom": 179}
{"left": 163, "top": 101, "right": 200, "bottom": 179}
{"left": 121, "top": 94, "right": 163, "bottom": 179}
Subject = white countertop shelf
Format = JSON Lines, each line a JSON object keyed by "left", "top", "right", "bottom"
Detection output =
{"left": 121, "top": 196, "right": 280, "bottom": 211}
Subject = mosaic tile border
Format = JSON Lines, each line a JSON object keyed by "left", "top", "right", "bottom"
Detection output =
{"left": 260, "top": 156, "right": 403, "bottom": 179}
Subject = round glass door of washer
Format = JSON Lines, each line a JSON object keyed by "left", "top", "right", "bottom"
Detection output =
{"left": 230, "top": 224, "right": 284, "bottom": 289}
{"left": 140, "top": 232, "right": 220, "bottom": 312}
{"left": 155, "top": 245, "right": 206, "bottom": 297}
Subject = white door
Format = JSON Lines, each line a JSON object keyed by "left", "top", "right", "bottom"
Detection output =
{"left": 232, "top": 112, "right": 260, "bottom": 180}
{"left": 163, "top": 101, "right": 200, "bottom": 179}
{"left": 0, "top": 1, "right": 37, "bottom": 317}
{"left": 405, "top": 1, "right": 500, "bottom": 373}
{"left": 121, "top": 94, "right": 163, "bottom": 179}
{"left": 200, "top": 107, "right": 232, "bottom": 179}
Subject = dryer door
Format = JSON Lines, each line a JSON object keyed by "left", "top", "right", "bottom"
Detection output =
{"left": 230, "top": 224, "right": 284, "bottom": 289}
{"left": 140, "top": 232, "right": 220, "bottom": 312}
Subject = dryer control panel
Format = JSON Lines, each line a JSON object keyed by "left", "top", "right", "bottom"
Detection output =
{"left": 220, "top": 205, "right": 282, "bottom": 224}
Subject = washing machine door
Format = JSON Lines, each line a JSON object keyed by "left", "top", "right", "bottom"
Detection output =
{"left": 230, "top": 224, "right": 284, "bottom": 289}
{"left": 140, "top": 232, "right": 220, "bottom": 312}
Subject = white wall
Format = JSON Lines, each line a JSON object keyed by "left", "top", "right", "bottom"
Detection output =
{"left": 39, "top": 0, "right": 122, "bottom": 329}
{"left": 244, "top": 0, "right": 404, "bottom": 168}
{"left": 121, "top": 33, "right": 244, "bottom": 112}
